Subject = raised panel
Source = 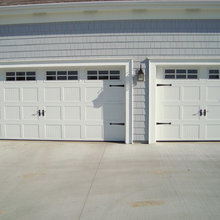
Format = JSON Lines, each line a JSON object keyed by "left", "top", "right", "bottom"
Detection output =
{"left": 163, "top": 106, "right": 180, "bottom": 120}
{"left": 45, "top": 106, "right": 61, "bottom": 120}
{"left": 63, "top": 87, "right": 80, "bottom": 101}
{"left": 182, "top": 125, "right": 200, "bottom": 139}
{"left": 206, "top": 125, "right": 220, "bottom": 139}
{"left": 163, "top": 87, "right": 180, "bottom": 101}
{"left": 45, "top": 125, "right": 62, "bottom": 139}
{"left": 157, "top": 125, "right": 180, "bottom": 140}
{"left": 23, "top": 124, "right": 39, "bottom": 138}
{"left": 86, "top": 125, "right": 103, "bottom": 139}
{"left": 5, "top": 124, "right": 21, "bottom": 137}
{"left": 85, "top": 87, "right": 102, "bottom": 102}
{"left": 182, "top": 106, "right": 200, "bottom": 120}
{"left": 207, "top": 86, "right": 220, "bottom": 101}
{"left": 64, "top": 106, "right": 81, "bottom": 120}
{"left": 206, "top": 106, "right": 220, "bottom": 120}
{"left": 23, "top": 88, "right": 38, "bottom": 102}
{"left": 104, "top": 103, "right": 125, "bottom": 121}
{"left": 22, "top": 106, "right": 38, "bottom": 120}
{"left": 85, "top": 106, "right": 102, "bottom": 120}
{"left": 183, "top": 86, "right": 200, "bottom": 101}
{"left": 44, "top": 88, "right": 61, "bottom": 102}
{"left": 104, "top": 87, "right": 124, "bottom": 102}
{"left": 64, "top": 125, "right": 81, "bottom": 139}
{"left": 5, "top": 106, "right": 20, "bottom": 120}
{"left": 5, "top": 88, "right": 20, "bottom": 102}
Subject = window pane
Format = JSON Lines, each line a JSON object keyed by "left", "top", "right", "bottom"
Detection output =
{"left": 16, "top": 77, "right": 25, "bottom": 81}
{"left": 68, "top": 71, "right": 78, "bottom": 75}
{"left": 68, "top": 76, "right": 78, "bottom": 80}
{"left": 47, "top": 76, "right": 56, "bottom": 80}
{"left": 165, "top": 75, "right": 175, "bottom": 79}
{"left": 110, "top": 71, "right": 120, "bottom": 80}
{"left": 188, "top": 75, "right": 197, "bottom": 79}
{"left": 27, "top": 72, "right": 35, "bottom": 76}
{"left": 26, "top": 77, "right": 36, "bottom": 81}
{"left": 57, "top": 76, "right": 67, "bottom": 80}
{"left": 47, "top": 71, "right": 56, "bottom": 76}
{"left": 16, "top": 72, "right": 25, "bottom": 76}
{"left": 165, "top": 69, "right": 175, "bottom": 74}
{"left": 57, "top": 71, "right": 67, "bottom": 76}
{"left": 6, "top": 77, "right": 15, "bottom": 81}
{"left": 6, "top": 72, "right": 15, "bottom": 76}
{"left": 176, "top": 69, "right": 186, "bottom": 74}
{"left": 188, "top": 69, "right": 197, "bottom": 74}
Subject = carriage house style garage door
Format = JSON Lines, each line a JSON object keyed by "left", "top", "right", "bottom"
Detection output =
{"left": 156, "top": 66, "right": 220, "bottom": 141}
{"left": 0, "top": 67, "right": 125, "bottom": 141}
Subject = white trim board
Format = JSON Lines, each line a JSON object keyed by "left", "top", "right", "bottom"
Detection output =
{"left": 0, "top": 58, "right": 133, "bottom": 144}
{"left": 149, "top": 58, "right": 220, "bottom": 144}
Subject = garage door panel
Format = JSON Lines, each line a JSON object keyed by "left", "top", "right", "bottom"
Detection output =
{"left": 85, "top": 125, "right": 103, "bottom": 139}
{"left": 207, "top": 86, "right": 220, "bottom": 101}
{"left": 85, "top": 87, "right": 103, "bottom": 102}
{"left": 157, "top": 125, "right": 180, "bottom": 140}
{"left": 63, "top": 87, "right": 81, "bottom": 102}
{"left": 22, "top": 88, "right": 38, "bottom": 102}
{"left": 104, "top": 103, "right": 125, "bottom": 121}
{"left": 5, "top": 124, "right": 21, "bottom": 138}
{"left": 23, "top": 124, "right": 40, "bottom": 138}
{"left": 206, "top": 106, "right": 220, "bottom": 119}
{"left": 182, "top": 86, "right": 200, "bottom": 101}
{"left": 104, "top": 87, "right": 125, "bottom": 102}
{"left": 22, "top": 106, "right": 38, "bottom": 120}
{"left": 44, "top": 88, "right": 61, "bottom": 102}
{"left": 5, "top": 106, "right": 20, "bottom": 120}
{"left": 85, "top": 106, "right": 102, "bottom": 120}
{"left": 45, "top": 125, "right": 62, "bottom": 139}
{"left": 104, "top": 124, "right": 125, "bottom": 141}
{"left": 182, "top": 125, "right": 200, "bottom": 139}
{"left": 163, "top": 86, "right": 180, "bottom": 101}
{"left": 182, "top": 105, "right": 200, "bottom": 120}
{"left": 206, "top": 125, "right": 220, "bottom": 139}
{"left": 44, "top": 106, "right": 61, "bottom": 120}
{"left": 163, "top": 106, "right": 180, "bottom": 120}
{"left": 5, "top": 88, "right": 20, "bottom": 102}
{"left": 64, "top": 106, "right": 81, "bottom": 120}
{"left": 64, "top": 125, "right": 81, "bottom": 139}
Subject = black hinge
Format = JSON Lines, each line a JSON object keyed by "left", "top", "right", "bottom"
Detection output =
{"left": 156, "top": 122, "right": 172, "bottom": 125}
{"left": 157, "top": 84, "right": 172, "bottom": 87}
{"left": 109, "top": 85, "right": 124, "bottom": 87}
{"left": 110, "top": 123, "right": 125, "bottom": 126}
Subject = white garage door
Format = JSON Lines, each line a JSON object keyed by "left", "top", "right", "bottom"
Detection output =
{"left": 0, "top": 68, "right": 125, "bottom": 141}
{"left": 156, "top": 68, "right": 220, "bottom": 141}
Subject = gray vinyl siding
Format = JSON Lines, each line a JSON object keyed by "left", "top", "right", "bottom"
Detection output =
{"left": 1, "top": 19, "right": 220, "bottom": 142}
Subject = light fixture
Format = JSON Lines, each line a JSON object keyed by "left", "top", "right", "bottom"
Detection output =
{"left": 137, "top": 64, "right": 144, "bottom": 81}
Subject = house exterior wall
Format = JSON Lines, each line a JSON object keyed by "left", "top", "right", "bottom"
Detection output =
{"left": 1, "top": 19, "right": 220, "bottom": 142}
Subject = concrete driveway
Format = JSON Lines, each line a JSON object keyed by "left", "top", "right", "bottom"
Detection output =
{"left": 0, "top": 141, "right": 219, "bottom": 220}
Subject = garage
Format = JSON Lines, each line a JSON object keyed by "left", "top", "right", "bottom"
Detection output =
{"left": 0, "top": 66, "right": 127, "bottom": 142}
{"left": 155, "top": 66, "right": 220, "bottom": 141}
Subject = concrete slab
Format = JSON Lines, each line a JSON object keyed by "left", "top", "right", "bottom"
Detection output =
{"left": 0, "top": 141, "right": 220, "bottom": 220}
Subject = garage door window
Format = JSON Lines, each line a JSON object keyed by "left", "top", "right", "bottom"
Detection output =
{"left": 209, "top": 70, "right": 219, "bottom": 79}
{"left": 46, "top": 71, "right": 78, "bottom": 80}
{"left": 165, "top": 69, "right": 197, "bottom": 79}
{"left": 6, "top": 72, "right": 36, "bottom": 81}
{"left": 87, "top": 70, "right": 120, "bottom": 80}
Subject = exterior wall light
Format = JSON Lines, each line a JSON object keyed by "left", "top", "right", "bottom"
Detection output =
{"left": 137, "top": 65, "right": 144, "bottom": 81}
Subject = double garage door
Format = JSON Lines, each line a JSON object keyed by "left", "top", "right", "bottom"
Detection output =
{"left": 0, "top": 68, "right": 125, "bottom": 141}
{"left": 156, "top": 67, "right": 220, "bottom": 141}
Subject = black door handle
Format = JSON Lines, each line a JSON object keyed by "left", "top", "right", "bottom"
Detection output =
{"left": 38, "top": 110, "right": 41, "bottom": 116}
{"left": 200, "top": 109, "right": 203, "bottom": 116}
{"left": 203, "top": 109, "right": 207, "bottom": 116}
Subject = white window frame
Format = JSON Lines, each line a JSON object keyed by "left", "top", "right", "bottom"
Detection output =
{"left": 149, "top": 58, "right": 220, "bottom": 144}
{"left": 0, "top": 58, "right": 133, "bottom": 144}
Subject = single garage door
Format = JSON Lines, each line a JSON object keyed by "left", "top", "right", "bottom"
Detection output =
{"left": 156, "top": 68, "right": 220, "bottom": 141}
{"left": 0, "top": 67, "right": 125, "bottom": 141}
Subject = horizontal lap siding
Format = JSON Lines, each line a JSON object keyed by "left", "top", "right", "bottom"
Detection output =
{"left": 1, "top": 19, "right": 220, "bottom": 142}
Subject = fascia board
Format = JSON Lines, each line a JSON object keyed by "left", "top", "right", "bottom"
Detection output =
{"left": 1, "top": 1, "right": 220, "bottom": 16}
